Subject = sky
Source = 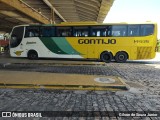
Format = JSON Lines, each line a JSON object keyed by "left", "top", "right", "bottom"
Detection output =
{"left": 104, "top": 0, "right": 160, "bottom": 38}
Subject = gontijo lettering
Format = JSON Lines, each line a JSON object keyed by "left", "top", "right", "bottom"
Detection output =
{"left": 78, "top": 39, "right": 116, "bottom": 44}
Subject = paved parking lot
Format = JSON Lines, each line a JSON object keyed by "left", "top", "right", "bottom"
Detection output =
{"left": 0, "top": 53, "right": 160, "bottom": 119}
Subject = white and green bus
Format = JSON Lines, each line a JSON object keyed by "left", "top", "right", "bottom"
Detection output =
{"left": 9, "top": 22, "right": 157, "bottom": 63}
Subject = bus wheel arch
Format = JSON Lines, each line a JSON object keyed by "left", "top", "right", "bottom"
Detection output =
{"left": 100, "top": 51, "right": 113, "bottom": 63}
{"left": 115, "top": 51, "right": 128, "bottom": 63}
{"left": 27, "top": 50, "right": 38, "bottom": 60}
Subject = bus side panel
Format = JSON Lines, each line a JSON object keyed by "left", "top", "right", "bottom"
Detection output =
{"left": 66, "top": 37, "right": 88, "bottom": 58}
{"left": 38, "top": 37, "right": 83, "bottom": 58}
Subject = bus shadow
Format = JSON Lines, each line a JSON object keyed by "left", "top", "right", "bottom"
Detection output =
{"left": 1, "top": 52, "right": 160, "bottom": 65}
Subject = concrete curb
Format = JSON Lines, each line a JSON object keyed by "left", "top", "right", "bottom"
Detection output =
{"left": 0, "top": 71, "right": 129, "bottom": 91}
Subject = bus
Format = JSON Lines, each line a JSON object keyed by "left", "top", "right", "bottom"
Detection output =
{"left": 9, "top": 22, "right": 157, "bottom": 63}
{"left": 0, "top": 35, "right": 9, "bottom": 53}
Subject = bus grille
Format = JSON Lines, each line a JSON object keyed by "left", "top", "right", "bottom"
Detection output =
{"left": 137, "top": 47, "right": 152, "bottom": 59}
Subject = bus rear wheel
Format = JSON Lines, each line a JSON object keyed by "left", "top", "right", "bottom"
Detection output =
{"left": 115, "top": 51, "right": 128, "bottom": 63}
{"left": 100, "top": 51, "right": 113, "bottom": 63}
{"left": 27, "top": 50, "right": 38, "bottom": 60}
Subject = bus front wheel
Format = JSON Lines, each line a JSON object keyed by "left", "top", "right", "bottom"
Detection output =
{"left": 115, "top": 51, "right": 128, "bottom": 63}
{"left": 100, "top": 51, "right": 113, "bottom": 63}
{"left": 27, "top": 50, "right": 38, "bottom": 60}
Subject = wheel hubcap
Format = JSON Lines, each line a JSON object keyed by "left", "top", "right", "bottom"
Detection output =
{"left": 104, "top": 55, "right": 109, "bottom": 60}
{"left": 119, "top": 55, "right": 124, "bottom": 60}
{"left": 31, "top": 54, "right": 36, "bottom": 58}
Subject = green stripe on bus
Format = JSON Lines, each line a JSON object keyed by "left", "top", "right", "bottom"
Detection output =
{"left": 40, "top": 37, "right": 67, "bottom": 54}
{"left": 53, "top": 37, "right": 81, "bottom": 55}
{"left": 39, "top": 37, "right": 81, "bottom": 55}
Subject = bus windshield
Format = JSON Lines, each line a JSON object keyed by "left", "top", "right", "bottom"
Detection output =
{"left": 10, "top": 26, "right": 24, "bottom": 48}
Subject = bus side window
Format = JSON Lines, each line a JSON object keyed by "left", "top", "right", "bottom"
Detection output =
{"left": 140, "top": 24, "right": 154, "bottom": 36}
{"left": 56, "top": 27, "right": 72, "bottom": 37}
{"left": 128, "top": 25, "right": 140, "bottom": 36}
{"left": 111, "top": 25, "right": 127, "bottom": 37}
{"left": 40, "top": 27, "right": 55, "bottom": 37}
{"left": 91, "top": 26, "right": 107, "bottom": 37}
{"left": 73, "top": 26, "right": 89, "bottom": 37}
{"left": 25, "top": 26, "right": 40, "bottom": 38}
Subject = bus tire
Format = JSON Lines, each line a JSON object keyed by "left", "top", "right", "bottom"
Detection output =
{"left": 27, "top": 50, "right": 38, "bottom": 60}
{"left": 115, "top": 51, "right": 128, "bottom": 63}
{"left": 100, "top": 51, "right": 113, "bottom": 63}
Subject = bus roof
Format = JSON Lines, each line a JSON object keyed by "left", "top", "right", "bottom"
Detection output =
{"left": 56, "top": 22, "right": 157, "bottom": 26}
{"left": 13, "top": 22, "right": 157, "bottom": 28}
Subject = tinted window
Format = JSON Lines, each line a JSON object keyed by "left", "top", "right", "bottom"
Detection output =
{"left": 111, "top": 25, "right": 127, "bottom": 37}
{"left": 90, "top": 26, "right": 113, "bottom": 37}
{"left": 40, "top": 26, "right": 55, "bottom": 37}
{"left": 10, "top": 26, "right": 24, "bottom": 48}
{"left": 128, "top": 25, "right": 140, "bottom": 36}
{"left": 56, "top": 27, "right": 72, "bottom": 37}
{"left": 25, "top": 26, "right": 40, "bottom": 37}
{"left": 91, "top": 26, "right": 107, "bottom": 37}
{"left": 140, "top": 24, "right": 154, "bottom": 36}
{"left": 73, "top": 26, "right": 89, "bottom": 37}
